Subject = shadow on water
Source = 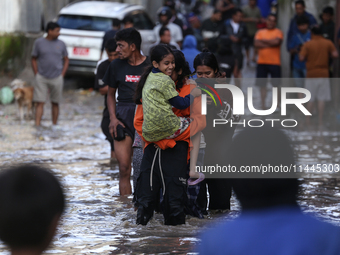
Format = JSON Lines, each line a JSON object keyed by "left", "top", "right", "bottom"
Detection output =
{"left": 0, "top": 84, "right": 339, "bottom": 254}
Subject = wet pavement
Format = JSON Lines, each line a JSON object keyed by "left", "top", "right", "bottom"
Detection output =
{"left": 0, "top": 64, "right": 339, "bottom": 254}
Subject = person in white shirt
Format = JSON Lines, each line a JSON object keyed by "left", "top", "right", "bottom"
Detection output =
{"left": 154, "top": 6, "right": 183, "bottom": 48}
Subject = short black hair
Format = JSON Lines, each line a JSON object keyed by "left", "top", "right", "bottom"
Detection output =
{"left": 229, "top": 127, "right": 299, "bottom": 210}
{"left": 311, "top": 25, "right": 322, "bottom": 35}
{"left": 0, "top": 164, "right": 65, "bottom": 249}
{"left": 213, "top": 9, "right": 221, "bottom": 14}
{"left": 45, "top": 22, "right": 60, "bottom": 33}
{"left": 115, "top": 28, "right": 142, "bottom": 51}
{"left": 112, "top": 18, "right": 121, "bottom": 28}
{"left": 322, "top": 6, "right": 334, "bottom": 16}
{"left": 105, "top": 38, "right": 117, "bottom": 52}
{"left": 232, "top": 8, "right": 243, "bottom": 16}
{"left": 194, "top": 49, "right": 220, "bottom": 74}
{"left": 295, "top": 0, "right": 305, "bottom": 7}
{"left": 296, "top": 15, "right": 309, "bottom": 26}
{"left": 122, "top": 15, "right": 134, "bottom": 25}
{"left": 159, "top": 26, "right": 170, "bottom": 37}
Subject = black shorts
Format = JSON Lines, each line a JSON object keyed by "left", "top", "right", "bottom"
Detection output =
{"left": 101, "top": 116, "right": 114, "bottom": 151}
{"left": 115, "top": 102, "right": 136, "bottom": 141}
{"left": 256, "top": 64, "right": 281, "bottom": 87}
{"left": 235, "top": 53, "right": 244, "bottom": 70}
{"left": 245, "top": 35, "right": 255, "bottom": 50}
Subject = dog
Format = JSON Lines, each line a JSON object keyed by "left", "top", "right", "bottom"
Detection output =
{"left": 10, "top": 79, "right": 27, "bottom": 90}
{"left": 13, "top": 87, "right": 34, "bottom": 121}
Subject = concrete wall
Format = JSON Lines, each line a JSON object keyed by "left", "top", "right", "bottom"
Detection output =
{"left": 0, "top": 0, "right": 42, "bottom": 33}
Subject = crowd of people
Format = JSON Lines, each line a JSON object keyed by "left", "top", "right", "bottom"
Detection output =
{"left": 2, "top": 0, "right": 340, "bottom": 254}
{"left": 92, "top": 0, "right": 340, "bottom": 224}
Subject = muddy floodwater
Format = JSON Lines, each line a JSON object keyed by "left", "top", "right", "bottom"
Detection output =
{"left": 0, "top": 86, "right": 340, "bottom": 254}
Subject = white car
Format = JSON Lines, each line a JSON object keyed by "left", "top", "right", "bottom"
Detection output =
{"left": 57, "top": 1, "right": 155, "bottom": 75}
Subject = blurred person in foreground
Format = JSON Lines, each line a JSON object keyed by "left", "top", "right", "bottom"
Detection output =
{"left": 299, "top": 25, "right": 338, "bottom": 128}
{"left": 0, "top": 164, "right": 65, "bottom": 255}
{"left": 254, "top": 14, "right": 283, "bottom": 110}
{"left": 95, "top": 39, "right": 119, "bottom": 159}
{"left": 198, "top": 126, "right": 340, "bottom": 255}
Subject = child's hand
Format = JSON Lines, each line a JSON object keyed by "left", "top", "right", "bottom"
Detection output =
{"left": 191, "top": 87, "right": 202, "bottom": 97}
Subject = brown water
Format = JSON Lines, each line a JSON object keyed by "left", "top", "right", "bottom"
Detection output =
{"left": 0, "top": 87, "right": 340, "bottom": 254}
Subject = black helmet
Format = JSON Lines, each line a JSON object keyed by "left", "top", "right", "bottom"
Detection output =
{"left": 157, "top": 6, "right": 172, "bottom": 20}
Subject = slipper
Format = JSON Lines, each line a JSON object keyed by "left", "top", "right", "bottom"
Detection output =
{"left": 187, "top": 172, "right": 205, "bottom": 186}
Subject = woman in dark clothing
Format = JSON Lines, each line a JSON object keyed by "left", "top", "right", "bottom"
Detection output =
{"left": 194, "top": 50, "right": 237, "bottom": 213}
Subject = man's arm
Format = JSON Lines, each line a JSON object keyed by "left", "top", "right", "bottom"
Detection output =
{"left": 299, "top": 53, "right": 305, "bottom": 62}
{"left": 299, "top": 44, "right": 307, "bottom": 62}
{"left": 107, "top": 87, "right": 124, "bottom": 138}
{"left": 217, "top": 0, "right": 234, "bottom": 12}
{"left": 61, "top": 56, "right": 69, "bottom": 77}
{"left": 99, "top": 86, "right": 108, "bottom": 95}
{"left": 331, "top": 50, "right": 338, "bottom": 58}
{"left": 254, "top": 39, "right": 268, "bottom": 49}
{"left": 242, "top": 17, "right": 259, "bottom": 23}
{"left": 31, "top": 57, "right": 38, "bottom": 75}
{"left": 261, "top": 37, "right": 282, "bottom": 47}
{"left": 329, "top": 41, "right": 338, "bottom": 59}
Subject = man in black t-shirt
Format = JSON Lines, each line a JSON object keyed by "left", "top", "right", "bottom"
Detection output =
{"left": 95, "top": 39, "right": 119, "bottom": 159}
{"left": 103, "top": 28, "right": 149, "bottom": 196}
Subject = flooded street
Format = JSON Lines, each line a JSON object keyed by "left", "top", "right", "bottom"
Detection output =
{"left": 0, "top": 76, "right": 340, "bottom": 254}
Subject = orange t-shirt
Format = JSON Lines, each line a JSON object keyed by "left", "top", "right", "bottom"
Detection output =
{"left": 299, "top": 35, "right": 337, "bottom": 78}
{"left": 134, "top": 80, "right": 206, "bottom": 161}
{"left": 255, "top": 28, "right": 283, "bottom": 65}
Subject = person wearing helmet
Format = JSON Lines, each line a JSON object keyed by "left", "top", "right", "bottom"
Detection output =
{"left": 154, "top": 6, "right": 183, "bottom": 48}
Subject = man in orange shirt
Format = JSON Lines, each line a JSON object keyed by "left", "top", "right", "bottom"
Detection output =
{"left": 299, "top": 26, "right": 338, "bottom": 127}
{"left": 254, "top": 14, "right": 283, "bottom": 110}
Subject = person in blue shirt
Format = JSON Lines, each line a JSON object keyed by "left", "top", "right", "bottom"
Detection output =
{"left": 197, "top": 126, "right": 340, "bottom": 255}
{"left": 286, "top": 0, "right": 316, "bottom": 50}
{"left": 288, "top": 15, "right": 310, "bottom": 94}
{"left": 181, "top": 35, "right": 201, "bottom": 74}
{"left": 257, "top": 0, "right": 274, "bottom": 18}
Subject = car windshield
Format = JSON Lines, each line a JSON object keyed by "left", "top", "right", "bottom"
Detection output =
{"left": 57, "top": 15, "right": 112, "bottom": 31}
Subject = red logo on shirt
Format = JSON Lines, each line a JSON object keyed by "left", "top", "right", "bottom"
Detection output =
{"left": 125, "top": 75, "right": 141, "bottom": 83}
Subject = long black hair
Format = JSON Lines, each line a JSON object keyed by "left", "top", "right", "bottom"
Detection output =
{"left": 134, "top": 44, "right": 173, "bottom": 104}
{"left": 172, "top": 50, "right": 192, "bottom": 91}
{"left": 193, "top": 48, "right": 220, "bottom": 75}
